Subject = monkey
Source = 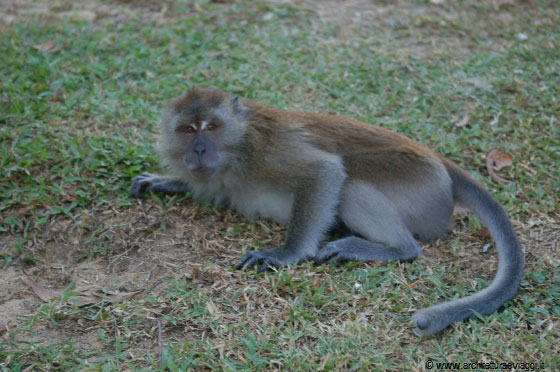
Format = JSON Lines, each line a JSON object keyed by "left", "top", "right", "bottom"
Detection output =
{"left": 130, "top": 87, "right": 524, "bottom": 336}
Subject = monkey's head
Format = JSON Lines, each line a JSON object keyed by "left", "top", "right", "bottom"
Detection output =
{"left": 158, "top": 88, "right": 247, "bottom": 182}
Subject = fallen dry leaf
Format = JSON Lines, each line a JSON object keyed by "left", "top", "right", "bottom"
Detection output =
{"left": 24, "top": 271, "right": 143, "bottom": 306}
{"left": 68, "top": 288, "right": 144, "bottom": 306}
{"left": 489, "top": 150, "right": 513, "bottom": 170}
{"left": 454, "top": 114, "right": 470, "bottom": 128}
{"left": 33, "top": 40, "right": 55, "bottom": 52}
{"left": 474, "top": 227, "right": 492, "bottom": 239}
{"left": 489, "top": 0, "right": 536, "bottom": 8}
{"left": 23, "top": 270, "right": 62, "bottom": 302}
{"left": 486, "top": 150, "right": 513, "bottom": 184}
{"left": 489, "top": 0, "right": 515, "bottom": 5}
{"left": 206, "top": 300, "right": 219, "bottom": 317}
{"left": 14, "top": 205, "right": 35, "bottom": 217}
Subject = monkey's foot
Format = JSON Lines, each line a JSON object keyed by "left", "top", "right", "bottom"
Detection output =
{"left": 237, "top": 248, "right": 301, "bottom": 273}
{"left": 314, "top": 237, "right": 419, "bottom": 264}
{"left": 314, "top": 241, "right": 368, "bottom": 264}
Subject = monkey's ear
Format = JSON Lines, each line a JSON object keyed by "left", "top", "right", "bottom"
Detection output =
{"left": 231, "top": 96, "right": 246, "bottom": 118}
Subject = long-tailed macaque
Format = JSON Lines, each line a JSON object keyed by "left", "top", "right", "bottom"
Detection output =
{"left": 131, "top": 87, "right": 524, "bottom": 335}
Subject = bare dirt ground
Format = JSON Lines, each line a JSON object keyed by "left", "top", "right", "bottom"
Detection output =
{"left": 1, "top": 0, "right": 558, "bottom": 359}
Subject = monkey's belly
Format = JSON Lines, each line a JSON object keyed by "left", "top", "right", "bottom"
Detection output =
{"left": 228, "top": 188, "right": 294, "bottom": 225}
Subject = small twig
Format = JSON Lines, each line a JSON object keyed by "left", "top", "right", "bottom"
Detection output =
{"left": 157, "top": 320, "right": 163, "bottom": 360}
{"left": 142, "top": 265, "right": 158, "bottom": 287}
{"left": 107, "top": 254, "right": 150, "bottom": 272}
{"left": 113, "top": 317, "right": 119, "bottom": 338}
{"left": 107, "top": 252, "right": 127, "bottom": 271}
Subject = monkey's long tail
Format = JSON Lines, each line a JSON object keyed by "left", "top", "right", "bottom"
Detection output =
{"left": 412, "top": 160, "right": 524, "bottom": 336}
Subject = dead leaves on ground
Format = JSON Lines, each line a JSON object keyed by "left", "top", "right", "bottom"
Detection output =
{"left": 452, "top": 113, "right": 515, "bottom": 184}
{"left": 32, "top": 40, "right": 56, "bottom": 52}
{"left": 454, "top": 114, "right": 470, "bottom": 128}
{"left": 432, "top": 0, "right": 535, "bottom": 9}
{"left": 23, "top": 271, "right": 143, "bottom": 306}
{"left": 31, "top": 41, "right": 66, "bottom": 103}
{"left": 486, "top": 150, "right": 514, "bottom": 184}
{"left": 488, "top": 0, "right": 536, "bottom": 9}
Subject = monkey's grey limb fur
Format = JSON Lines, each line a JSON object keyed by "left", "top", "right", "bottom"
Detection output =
{"left": 238, "top": 158, "right": 346, "bottom": 271}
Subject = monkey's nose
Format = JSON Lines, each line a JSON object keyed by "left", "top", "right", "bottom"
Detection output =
{"left": 193, "top": 143, "right": 207, "bottom": 156}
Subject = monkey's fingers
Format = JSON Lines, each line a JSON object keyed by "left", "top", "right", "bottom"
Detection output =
{"left": 130, "top": 173, "right": 157, "bottom": 198}
{"left": 130, "top": 180, "right": 146, "bottom": 198}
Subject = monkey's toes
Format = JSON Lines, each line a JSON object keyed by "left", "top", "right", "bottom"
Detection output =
{"left": 237, "top": 252, "right": 271, "bottom": 271}
{"left": 314, "top": 245, "right": 345, "bottom": 264}
{"left": 236, "top": 250, "right": 290, "bottom": 271}
{"left": 236, "top": 252, "right": 258, "bottom": 270}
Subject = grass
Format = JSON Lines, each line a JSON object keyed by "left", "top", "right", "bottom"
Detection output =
{"left": 1, "top": 0, "right": 559, "bottom": 370}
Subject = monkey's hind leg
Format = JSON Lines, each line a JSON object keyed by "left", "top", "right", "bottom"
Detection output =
{"left": 315, "top": 180, "right": 420, "bottom": 264}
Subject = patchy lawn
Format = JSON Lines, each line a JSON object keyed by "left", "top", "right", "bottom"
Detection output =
{"left": 1, "top": 0, "right": 558, "bottom": 370}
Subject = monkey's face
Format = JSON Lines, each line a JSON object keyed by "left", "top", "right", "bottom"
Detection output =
{"left": 176, "top": 118, "right": 222, "bottom": 179}
{"left": 158, "top": 88, "right": 247, "bottom": 182}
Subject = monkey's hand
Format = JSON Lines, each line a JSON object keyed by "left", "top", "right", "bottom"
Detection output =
{"left": 237, "top": 247, "right": 304, "bottom": 273}
{"left": 130, "top": 172, "right": 189, "bottom": 198}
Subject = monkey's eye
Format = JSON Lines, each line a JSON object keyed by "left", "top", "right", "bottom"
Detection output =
{"left": 206, "top": 123, "right": 218, "bottom": 131}
{"left": 177, "top": 126, "right": 196, "bottom": 134}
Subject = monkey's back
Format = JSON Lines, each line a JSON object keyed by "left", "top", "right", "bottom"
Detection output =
{"left": 246, "top": 101, "right": 435, "bottom": 157}
{"left": 245, "top": 101, "right": 442, "bottom": 183}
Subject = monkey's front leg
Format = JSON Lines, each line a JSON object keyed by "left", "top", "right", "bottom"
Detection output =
{"left": 237, "top": 160, "right": 346, "bottom": 272}
{"left": 130, "top": 172, "right": 189, "bottom": 198}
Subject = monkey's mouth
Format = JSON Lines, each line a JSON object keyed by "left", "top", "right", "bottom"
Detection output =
{"left": 192, "top": 166, "right": 215, "bottom": 179}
